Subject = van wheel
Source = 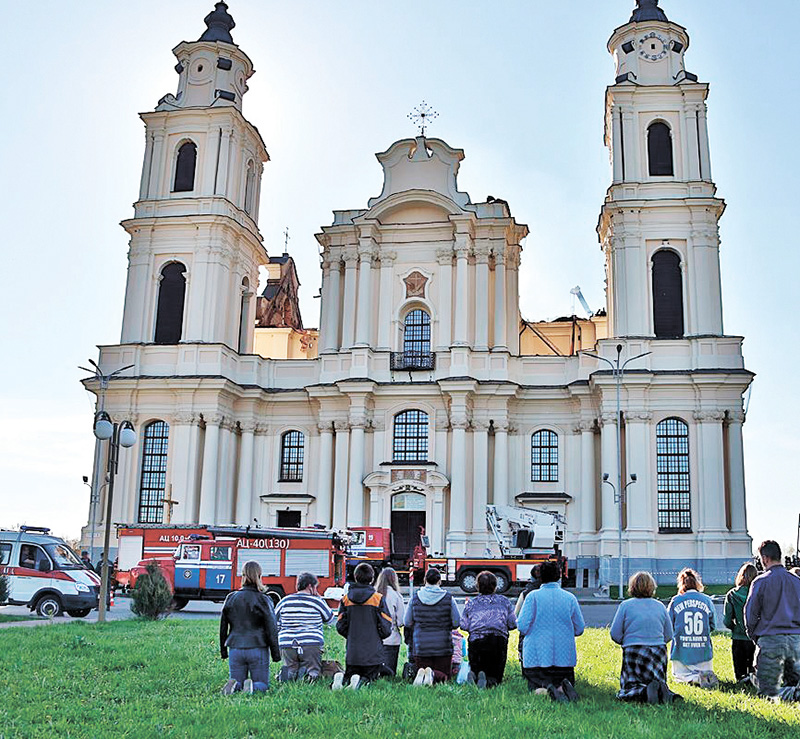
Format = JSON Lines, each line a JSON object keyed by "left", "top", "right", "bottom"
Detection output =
{"left": 67, "top": 608, "right": 91, "bottom": 618}
{"left": 35, "top": 595, "right": 63, "bottom": 618}
{"left": 458, "top": 571, "right": 479, "bottom": 593}
{"left": 170, "top": 597, "right": 189, "bottom": 611}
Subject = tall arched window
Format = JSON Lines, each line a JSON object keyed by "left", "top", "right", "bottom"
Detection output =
{"left": 656, "top": 418, "right": 691, "bottom": 532}
{"left": 244, "top": 160, "right": 256, "bottom": 215}
{"left": 138, "top": 421, "right": 169, "bottom": 524}
{"left": 531, "top": 429, "right": 559, "bottom": 482}
{"left": 393, "top": 410, "right": 429, "bottom": 462}
{"left": 238, "top": 276, "right": 251, "bottom": 353}
{"left": 279, "top": 430, "right": 305, "bottom": 482}
{"left": 173, "top": 141, "right": 197, "bottom": 192}
{"left": 652, "top": 250, "right": 684, "bottom": 338}
{"left": 648, "top": 122, "right": 674, "bottom": 176}
{"left": 404, "top": 309, "right": 431, "bottom": 355}
{"left": 154, "top": 262, "right": 187, "bottom": 344}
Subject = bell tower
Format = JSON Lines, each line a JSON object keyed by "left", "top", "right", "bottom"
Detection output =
{"left": 599, "top": 0, "right": 724, "bottom": 339}
{"left": 119, "top": 2, "right": 268, "bottom": 352}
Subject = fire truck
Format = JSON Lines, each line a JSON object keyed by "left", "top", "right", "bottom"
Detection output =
{"left": 123, "top": 525, "right": 349, "bottom": 607}
{"left": 348, "top": 505, "right": 569, "bottom": 593}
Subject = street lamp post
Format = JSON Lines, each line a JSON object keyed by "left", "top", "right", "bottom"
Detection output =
{"left": 583, "top": 344, "right": 650, "bottom": 599}
{"left": 81, "top": 360, "right": 136, "bottom": 623}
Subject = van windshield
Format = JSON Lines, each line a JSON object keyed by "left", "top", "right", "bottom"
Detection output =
{"left": 45, "top": 543, "right": 83, "bottom": 569}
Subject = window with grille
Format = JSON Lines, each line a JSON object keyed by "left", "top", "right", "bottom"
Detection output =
{"left": 393, "top": 410, "right": 429, "bottom": 462}
{"left": 656, "top": 418, "right": 691, "bottom": 532}
{"left": 280, "top": 431, "right": 305, "bottom": 482}
{"left": 138, "top": 421, "right": 169, "bottom": 524}
{"left": 531, "top": 429, "right": 558, "bottom": 482}
{"left": 403, "top": 309, "right": 431, "bottom": 355}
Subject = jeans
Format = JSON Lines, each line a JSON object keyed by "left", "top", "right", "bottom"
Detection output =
{"left": 754, "top": 634, "right": 800, "bottom": 700}
{"left": 383, "top": 645, "right": 401, "bottom": 676}
{"left": 229, "top": 647, "right": 271, "bottom": 692}
{"left": 281, "top": 645, "right": 323, "bottom": 680}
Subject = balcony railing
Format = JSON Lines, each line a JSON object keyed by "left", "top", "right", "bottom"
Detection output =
{"left": 390, "top": 351, "right": 435, "bottom": 371}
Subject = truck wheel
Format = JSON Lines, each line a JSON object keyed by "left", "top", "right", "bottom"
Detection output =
{"left": 493, "top": 572, "right": 510, "bottom": 594}
{"left": 66, "top": 608, "right": 91, "bottom": 618}
{"left": 266, "top": 588, "right": 283, "bottom": 607}
{"left": 35, "top": 595, "right": 63, "bottom": 618}
{"left": 170, "top": 597, "right": 189, "bottom": 611}
{"left": 458, "top": 571, "right": 479, "bottom": 593}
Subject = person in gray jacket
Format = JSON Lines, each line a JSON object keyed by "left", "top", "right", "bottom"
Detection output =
{"left": 404, "top": 568, "right": 460, "bottom": 684}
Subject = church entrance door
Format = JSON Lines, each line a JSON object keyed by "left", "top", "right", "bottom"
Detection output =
{"left": 390, "top": 492, "right": 426, "bottom": 563}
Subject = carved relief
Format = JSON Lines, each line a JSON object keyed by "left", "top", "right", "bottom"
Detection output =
{"left": 404, "top": 271, "right": 428, "bottom": 298}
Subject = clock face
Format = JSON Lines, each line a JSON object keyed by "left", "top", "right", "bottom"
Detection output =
{"left": 639, "top": 31, "right": 669, "bottom": 61}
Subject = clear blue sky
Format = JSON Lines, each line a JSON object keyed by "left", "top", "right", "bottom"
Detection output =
{"left": 1, "top": 1, "right": 798, "bottom": 556}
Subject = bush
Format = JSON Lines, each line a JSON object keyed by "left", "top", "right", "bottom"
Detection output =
{"left": 0, "top": 574, "right": 8, "bottom": 605}
{"left": 130, "top": 562, "right": 173, "bottom": 620}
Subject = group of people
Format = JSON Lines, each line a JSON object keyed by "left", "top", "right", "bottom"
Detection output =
{"left": 217, "top": 539, "right": 800, "bottom": 705}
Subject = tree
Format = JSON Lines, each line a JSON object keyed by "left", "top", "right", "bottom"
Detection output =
{"left": 130, "top": 562, "right": 173, "bottom": 620}
{"left": 0, "top": 574, "right": 8, "bottom": 605}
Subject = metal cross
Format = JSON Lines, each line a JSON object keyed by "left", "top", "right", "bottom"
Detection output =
{"left": 283, "top": 226, "right": 290, "bottom": 253}
{"left": 407, "top": 101, "right": 439, "bottom": 137}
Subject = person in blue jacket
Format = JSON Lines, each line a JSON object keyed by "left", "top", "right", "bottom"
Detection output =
{"left": 667, "top": 568, "right": 718, "bottom": 688}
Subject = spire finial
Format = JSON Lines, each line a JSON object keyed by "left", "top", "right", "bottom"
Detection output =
{"left": 199, "top": 2, "right": 236, "bottom": 44}
{"left": 407, "top": 101, "right": 439, "bottom": 137}
{"left": 630, "top": 0, "right": 669, "bottom": 23}
{"left": 283, "top": 226, "right": 290, "bottom": 256}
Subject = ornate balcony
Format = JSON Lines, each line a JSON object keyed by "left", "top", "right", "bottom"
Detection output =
{"left": 390, "top": 351, "right": 435, "bottom": 371}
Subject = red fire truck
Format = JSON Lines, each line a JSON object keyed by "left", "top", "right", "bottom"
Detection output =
{"left": 123, "top": 525, "right": 348, "bottom": 607}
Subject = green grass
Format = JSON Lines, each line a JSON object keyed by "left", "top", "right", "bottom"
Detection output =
{"left": 1, "top": 621, "right": 798, "bottom": 739}
{"left": 0, "top": 613, "right": 42, "bottom": 623}
{"left": 610, "top": 585, "right": 731, "bottom": 599}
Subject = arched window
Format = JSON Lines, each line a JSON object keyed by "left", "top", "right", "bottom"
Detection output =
{"left": 238, "top": 276, "right": 251, "bottom": 353}
{"left": 138, "top": 421, "right": 169, "bottom": 524}
{"left": 393, "top": 410, "right": 429, "bottom": 462}
{"left": 652, "top": 250, "right": 684, "bottom": 338}
{"left": 154, "top": 262, "right": 186, "bottom": 344}
{"left": 656, "top": 418, "right": 691, "bottom": 532}
{"left": 244, "top": 160, "right": 256, "bottom": 215}
{"left": 403, "top": 309, "right": 431, "bottom": 355}
{"left": 531, "top": 429, "right": 559, "bottom": 482}
{"left": 648, "top": 122, "right": 674, "bottom": 176}
{"left": 279, "top": 431, "right": 305, "bottom": 482}
{"left": 173, "top": 141, "right": 197, "bottom": 192}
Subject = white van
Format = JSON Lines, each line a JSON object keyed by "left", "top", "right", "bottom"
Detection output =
{"left": 0, "top": 526, "right": 101, "bottom": 617}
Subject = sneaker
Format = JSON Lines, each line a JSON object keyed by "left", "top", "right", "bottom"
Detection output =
{"left": 560, "top": 679, "right": 580, "bottom": 703}
{"left": 547, "top": 683, "right": 568, "bottom": 704}
{"left": 331, "top": 672, "right": 345, "bottom": 690}
{"left": 423, "top": 667, "right": 434, "bottom": 686}
{"left": 477, "top": 671, "right": 487, "bottom": 689}
{"left": 646, "top": 680, "right": 660, "bottom": 704}
{"left": 413, "top": 668, "right": 426, "bottom": 686}
{"left": 221, "top": 679, "right": 238, "bottom": 696}
{"left": 242, "top": 679, "right": 254, "bottom": 694}
{"left": 402, "top": 662, "right": 417, "bottom": 681}
{"left": 534, "top": 687, "right": 550, "bottom": 696}
{"left": 348, "top": 674, "right": 361, "bottom": 690}
{"left": 466, "top": 671, "right": 476, "bottom": 685}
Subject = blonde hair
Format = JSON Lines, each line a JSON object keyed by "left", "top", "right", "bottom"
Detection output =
{"left": 735, "top": 562, "right": 758, "bottom": 588}
{"left": 242, "top": 560, "right": 265, "bottom": 591}
{"left": 628, "top": 571, "right": 657, "bottom": 599}
{"left": 376, "top": 567, "right": 400, "bottom": 596}
{"left": 677, "top": 567, "right": 704, "bottom": 595}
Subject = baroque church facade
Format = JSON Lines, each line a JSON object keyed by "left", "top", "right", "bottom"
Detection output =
{"left": 83, "top": 0, "right": 753, "bottom": 584}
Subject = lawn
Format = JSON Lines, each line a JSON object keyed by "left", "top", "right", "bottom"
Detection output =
{"left": 1, "top": 620, "right": 798, "bottom": 739}
{"left": 0, "top": 614, "right": 42, "bottom": 623}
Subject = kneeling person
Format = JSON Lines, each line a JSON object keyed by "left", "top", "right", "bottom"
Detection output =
{"left": 275, "top": 571, "right": 335, "bottom": 681}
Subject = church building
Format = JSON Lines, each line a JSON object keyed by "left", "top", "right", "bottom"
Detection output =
{"left": 83, "top": 0, "right": 753, "bottom": 584}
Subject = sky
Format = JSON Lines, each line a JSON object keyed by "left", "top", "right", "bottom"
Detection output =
{"left": 1, "top": 1, "right": 798, "bottom": 556}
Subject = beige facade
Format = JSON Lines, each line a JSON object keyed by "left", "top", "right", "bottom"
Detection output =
{"left": 83, "top": 1, "right": 752, "bottom": 584}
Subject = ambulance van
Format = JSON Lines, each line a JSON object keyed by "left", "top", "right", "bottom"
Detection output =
{"left": 0, "top": 526, "right": 101, "bottom": 617}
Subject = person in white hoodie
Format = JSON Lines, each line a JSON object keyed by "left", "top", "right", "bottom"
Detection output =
{"left": 376, "top": 567, "right": 405, "bottom": 675}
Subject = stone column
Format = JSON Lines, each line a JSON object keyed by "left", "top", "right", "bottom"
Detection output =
{"left": 599, "top": 413, "right": 619, "bottom": 536}
{"left": 684, "top": 105, "right": 702, "bottom": 181}
{"left": 215, "top": 127, "right": 232, "bottom": 196}
{"left": 448, "top": 416, "right": 469, "bottom": 555}
{"left": 452, "top": 239, "right": 470, "bottom": 346}
{"left": 506, "top": 250, "right": 522, "bottom": 355}
{"left": 198, "top": 414, "right": 221, "bottom": 524}
{"left": 492, "top": 247, "right": 508, "bottom": 351}
{"left": 347, "top": 418, "right": 367, "bottom": 526}
{"left": 340, "top": 249, "right": 358, "bottom": 350}
{"left": 320, "top": 257, "right": 342, "bottom": 353}
{"left": 611, "top": 105, "right": 624, "bottom": 183}
{"left": 697, "top": 103, "right": 712, "bottom": 181}
{"left": 354, "top": 242, "right": 375, "bottom": 347}
{"left": 332, "top": 420, "right": 350, "bottom": 528}
{"left": 492, "top": 420, "right": 509, "bottom": 508}
{"left": 474, "top": 244, "right": 491, "bottom": 351}
{"left": 235, "top": 420, "right": 256, "bottom": 525}
{"left": 472, "top": 421, "right": 489, "bottom": 542}
{"left": 215, "top": 419, "right": 233, "bottom": 524}
{"left": 727, "top": 411, "right": 748, "bottom": 533}
{"left": 431, "top": 488, "right": 446, "bottom": 556}
{"left": 169, "top": 413, "right": 201, "bottom": 524}
{"left": 695, "top": 411, "right": 727, "bottom": 533}
{"left": 625, "top": 413, "right": 653, "bottom": 533}
{"left": 436, "top": 249, "right": 453, "bottom": 350}
{"left": 148, "top": 131, "right": 166, "bottom": 198}
{"left": 578, "top": 421, "right": 597, "bottom": 537}
{"left": 376, "top": 251, "right": 396, "bottom": 351}
{"left": 315, "top": 422, "right": 334, "bottom": 527}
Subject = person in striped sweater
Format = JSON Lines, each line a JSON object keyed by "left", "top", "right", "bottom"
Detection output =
{"left": 275, "top": 572, "right": 335, "bottom": 681}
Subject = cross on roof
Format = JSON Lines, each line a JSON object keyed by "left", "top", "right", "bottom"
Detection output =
{"left": 407, "top": 101, "right": 439, "bottom": 137}
{"left": 283, "top": 226, "right": 290, "bottom": 254}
